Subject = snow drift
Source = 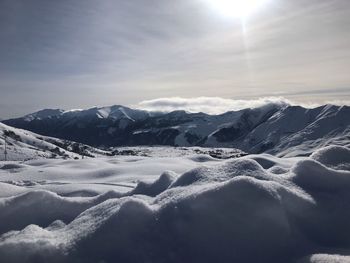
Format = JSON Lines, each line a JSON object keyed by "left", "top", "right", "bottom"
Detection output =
{"left": 0, "top": 146, "right": 350, "bottom": 262}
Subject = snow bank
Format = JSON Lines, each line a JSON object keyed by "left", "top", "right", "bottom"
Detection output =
{"left": 0, "top": 190, "right": 122, "bottom": 235}
{"left": 310, "top": 145, "right": 350, "bottom": 171}
{"left": 292, "top": 159, "right": 350, "bottom": 192}
{"left": 291, "top": 156, "right": 350, "bottom": 247}
{"left": 0, "top": 178, "right": 312, "bottom": 263}
{"left": 300, "top": 254, "right": 350, "bottom": 263}
{"left": 0, "top": 146, "right": 349, "bottom": 263}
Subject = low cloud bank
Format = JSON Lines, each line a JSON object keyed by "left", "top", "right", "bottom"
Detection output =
{"left": 136, "top": 97, "right": 350, "bottom": 115}
{"left": 136, "top": 97, "right": 291, "bottom": 115}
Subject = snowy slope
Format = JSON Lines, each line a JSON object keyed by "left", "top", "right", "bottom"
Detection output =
{"left": 0, "top": 122, "right": 108, "bottom": 161}
{"left": 226, "top": 104, "right": 350, "bottom": 156}
{"left": 0, "top": 145, "right": 349, "bottom": 262}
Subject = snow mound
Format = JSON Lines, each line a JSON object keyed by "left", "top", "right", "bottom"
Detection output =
{"left": 310, "top": 145, "right": 350, "bottom": 171}
{"left": 170, "top": 158, "right": 271, "bottom": 187}
{"left": 0, "top": 190, "right": 123, "bottom": 235}
{"left": 0, "top": 177, "right": 313, "bottom": 263}
{"left": 130, "top": 171, "right": 176, "bottom": 197}
{"left": 292, "top": 159, "right": 350, "bottom": 192}
{"left": 268, "top": 165, "right": 289, "bottom": 174}
{"left": 300, "top": 254, "right": 350, "bottom": 263}
{"left": 250, "top": 156, "right": 277, "bottom": 169}
{"left": 291, "top": 153, "right": 350, "bottom": 246}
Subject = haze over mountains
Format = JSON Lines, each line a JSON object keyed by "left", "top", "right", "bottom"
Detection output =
{"left": 3, "top": 103, "right": 349, "bottom": 157}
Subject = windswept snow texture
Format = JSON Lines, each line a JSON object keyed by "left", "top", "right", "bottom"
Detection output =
{"left": 0, "top": 145, "right": 350, "bottom": 263}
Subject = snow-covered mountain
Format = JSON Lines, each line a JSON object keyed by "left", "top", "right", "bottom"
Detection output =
{"left": 3, "top": 104, "right": 349, "bottom": 156}
{"left": 0, "top": 122, "right": 108, "bottom": 161}
{"left": 205, "top": 104, "right": 350, "bottom": 156}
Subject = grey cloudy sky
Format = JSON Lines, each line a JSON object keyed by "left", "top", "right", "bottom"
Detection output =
{"left": 0, "top": 0, "right": 350, "bottom": 118}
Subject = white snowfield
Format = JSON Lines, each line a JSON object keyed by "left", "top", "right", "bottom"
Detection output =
{"left": 0, "top": 145, "right": 350, "bottom": 263}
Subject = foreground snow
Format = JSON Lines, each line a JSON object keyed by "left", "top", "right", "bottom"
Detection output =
{"left": 0, "top": 145, "right": 350, "bottom": 263}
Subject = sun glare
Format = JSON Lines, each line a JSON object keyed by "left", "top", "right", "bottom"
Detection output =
{"left": 206, "top": 0, "right": 270, "bottom": 19}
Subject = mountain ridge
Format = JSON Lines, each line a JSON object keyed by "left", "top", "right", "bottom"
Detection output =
{"left": 2, "top": 103, "right": 349, "bottom": 156}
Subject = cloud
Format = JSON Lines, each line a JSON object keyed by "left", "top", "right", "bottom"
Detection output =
{"left": 136, "top": 97, "right": 292, "bottom": 114}
{"left": 136, "top": 96, "right": 350, "bottom": 114}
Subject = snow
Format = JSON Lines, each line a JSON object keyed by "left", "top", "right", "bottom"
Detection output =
{"left": 0, "top": 122, "right": 111, "bottom": 161}
{"left": 0, "top": 122, "right": 80, "bottom": 161}
{"left": 23, "top": 109, "right": 64, "bottom": 122}
{"left": 301, "top": 254, "right": 350, "bottom": 263}
{"left": 0, "top": 145, "right": 349, "bottom": 262}
{"left": 62, "top": 105, "right": 150, "bottom": 121}
{"left": 310, "top": 145, "right": 350, "bottom": 171}
{"left": 200, "top": 104, "right": 350, "bottom": 157}
{"left": 0, "top": 182, "right": 28, "bottom": 198}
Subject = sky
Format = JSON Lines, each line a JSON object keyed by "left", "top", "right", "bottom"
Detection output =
{"left": 0, "top": 0, "right": 350, "bottom": 118}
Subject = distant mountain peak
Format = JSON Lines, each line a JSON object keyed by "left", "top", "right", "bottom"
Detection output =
{"left": 24, "top": 109, "right": 65, "bottom": 121}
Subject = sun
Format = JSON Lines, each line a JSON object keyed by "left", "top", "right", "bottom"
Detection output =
{"left": 206, "top": 0, "right": 270, "bottom": 19}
